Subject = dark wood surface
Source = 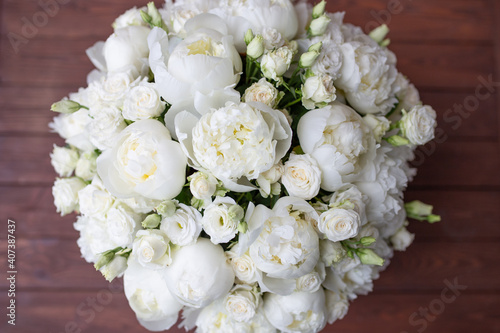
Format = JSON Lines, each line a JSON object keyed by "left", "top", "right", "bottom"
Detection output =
{"left": 1, "top": 1, "right": 499, "bottom": 332}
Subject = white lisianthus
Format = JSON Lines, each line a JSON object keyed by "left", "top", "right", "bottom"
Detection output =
{"left": 400, "top": 105, "right": 437, "bottom": 145}
{"left": 122, "top": 81, "right": 166, "bottom": 121}
{"left": 261, "top": 46, "right": 294, "bottom": 82}
{"left": 52, "top": 177, "right": 87, "bottom": 216}
{"left": 113, "top": 7, "right": 148, "bottom": 29}
{"left": 225, "top": 285, "right": 260, "bottom": 322}
{"left": 103, "top": 25, "right": 150, "bottom": 74}
{"left": 319, "top": 239, "right": 346, "bottom": 267}
{"left": 281, "top": 153, "right": 322, "bottom": 200}
{"left": 151, "top": 14, "right": 242, "bottom": 106}
{"left": 390, "top": 227, "right": 415, "bottom": 251}
{"left": 363, "top": 114, "right": 390, "bottom": 143}
{"left": 257, "top": 162, "right": 284, "bottom": 198}
{"left": 87, "top": 105, "right": 127, "bottom": 151}
{"left": 97, "top": 119, "right": 187, "bottom": 200}
{"left": 160, "top": 203, "right": 203, "bottom": 246}
{"left": 301, "top": 73, "right": 336, "bottom": 110}
{"left": 335, "top": 41, "right": 398, "bottom": 114}
{"left": 393, "top": 73, "right": 421, "bottom": 113}
{"left": 132, "top": 229, "right": 172, "bottom": 269}
{"left": 162, "top": 238, "right": 235, "bottom": 308}
{"left": 106, "top": 203, "right": 142, "bottom": 248}
{"left": 75, "top": 151, "right": 98, "bottom": 181}
{"left": 50, "top": 145, "right": 79, "bottom": 177}
{"left": 248, "top": 197, "right": 320, "bottom": 280}
{"left": 297, "top": 103, "right": 376, "bottom": 192}
{"left": 319, "top": 208, "right": 361, "bottom": 242}
{"left": 189, "top": 171, "right": 218, "bottom": 204}
{"left": 78, "top": 177, "right": 115, "bottom": 217}
{"left": 100, "top": 255, "right": 128, "bottom": 282}
{"left": 325, "top": 290, "right": 349, "bottom": 324}
{"left": 49, "top": 109, "right": 94, "bottom": 152}
{"left": 184, "top": 102, "right": 291, "bottom": 190}
{"left": 124, "top": 256, "right": 183, "bottom": 331}
{"left": 226, "top": 243, "right": 259, "bottom": 284}
{"left": 202, "top": 197, "right": 243, "bottom": 244}
{"left": 74, "top": 215, "right": 115, "bottom": 263}
{"left": 243, "top": 78, "right": 283, "bottom": 108}
{"left": 263, "top": 289, "right": 327, "bottom": 333}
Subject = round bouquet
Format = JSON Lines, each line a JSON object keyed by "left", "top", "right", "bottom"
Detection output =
{"left": 49, "top": 1, "right": 440, "bottom": 332}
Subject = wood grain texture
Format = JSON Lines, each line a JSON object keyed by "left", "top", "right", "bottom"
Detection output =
{"left": 0, "top": 0, "right": 499, "bottom": 333}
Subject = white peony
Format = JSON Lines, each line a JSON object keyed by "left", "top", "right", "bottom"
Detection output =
{"left": 301, "top": 73, "right": 336, "bottom": 110}
{"left": 281, "top": 153, "right": 321, "bottom": 200}
{"left": 201, "top": 196, "right": 243, "bottom": 244}
{"left": 318, "top": 208, "right": 361, "bottom": 242}
{"left": 132, "top": 229, "right": 172, "bottom": 269}
{"left": 52, "top": 177, "right": 86, "bottom": 216}
{"left": 124, "top": 256, "right": 183, "bottom": 331}
{"left": 243, "top": 78, "right": 283, "bottom": 108}
{"left": 179, "top": 101, "right": 291, "bottom": 191}
{"left": 160, "top": 203, "right": 202, "bottom": 246}
{"left": 87, "top": 105, "right": 127, "bottom": 151}
{"left": 248, "top": 197, "right": 320, "bottom": 280}
{"left": 50, "top": 145, "right": 79, "bottom": 177}
{"left": 122, "top": 81, "right": 166, "bottom": 121}
{"left": 162, "top": 238, "right": 235, "bottom": 308}
{"left": 263, "top": 289, "right": 327, "bottom": 333}
{"left": 297, "top": 103, "right": 375, "bottom": 191}
{"left": 390, "top": 227, "right": 415, "bottom": 251}
{"left": 400, "top": 105, "right": 437, "bottom": 145}
{"left": 97, "top": 119, "right": 187, "bottom": 200}
{"left": 103, "top": 25, "right": 150, "bottom": 74}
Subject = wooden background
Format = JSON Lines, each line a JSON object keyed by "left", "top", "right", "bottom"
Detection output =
{"left": 1, "top": 0, "right": 499, "bottom": 332}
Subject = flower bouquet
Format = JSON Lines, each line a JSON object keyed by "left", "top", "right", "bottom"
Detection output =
{"left": 49, "top": 0, "right": 440, "bottom": 332}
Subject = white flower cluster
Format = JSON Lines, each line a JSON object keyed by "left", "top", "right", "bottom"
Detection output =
{"left": 50, "top": 1, "right": 439, "bottom": 332}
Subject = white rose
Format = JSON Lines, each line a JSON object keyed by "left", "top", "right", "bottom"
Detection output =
{"left": 52, "top": 177, "right": 86, "bottom": 216}
{"left": 262, "top": 27, "right": 285, "bottom": 50}
{"left": 189, "top": 171, "right": 218, "bottom": 202}
{"left": 226, "top": 243, "right": 259, "bottom": 284}
{"left": 113, "top": 7, "right": 148, "bottom": 29}
{"left": 103, "top": 25, "right": 150, "bottom": 74}
{"left": 297, "top": 103, "right": 376, "bottom": 191}
{"left": 319, "top": 208, "right": 361, "bottom": 242}
{"left": 335, "top": 41, "right": 398, "bottom": 114}
{"left": 151, "top": 14, "right": 242, "bottom": 106}
{"left": 243, "top": 78, "right": 282, "bottom": 108}
{"left": 97, "top": 119, "right": 187, "bottom": 200}
{"left": 75, "top": 150, "right": 98, "bottom": 181}
{"left": 162, "top": 238, "right": 235, "bottom": 308}
{"left": 49, "top": 109, "right": 95, "bottom": 152}
{"left": 363, "top": 114, "right": 390, "bottom": 142}
{"left": 78, "top": 177, "right": 115, "bottom": 217}
{"left": 87, "top": 105, "right": 127, "bottom": 151}
{"left": 325, "top": 290, "right": 349, "bottom": 324}
{"left": 329, "top": 185, "right": 368, "bottom": 226}
{"left": 393, "top": 73, "right": 421, "bottom": 113}
{"left": 282, "top": 153, "right": 322, "bottom": 200}
{"left": 390, "top": 227, "right": 415, "bottom": 251}
{"left": 160, "top": 203, "right": 202, "bottom": 246}
{"left": 74, "top": 215, "right": 115, "bottom": 263}
{"left": 295, "top": 264, "right": 325, "bottom": 293}
{"left": 50, "top": 145, "right": 79, "bottom": 177}
{"left": 225, "top": 285, "right": 260, "bottom": 323}
{"left": 124, "top": 256, "right": 183, "bottom": 331}
{"left": 263, "top": 289, "right": 327, "bottom": 333}
{"left": 257, "top": 162, "right": 284, "bottom": 198}
{"left": 132, "top": 229, "right": 172, "bottom": 269}
{"left": 319, "top": 239, "right": 346, "bottom": 266}
{"left": 94, "top": 71, "right": 138, "bottom": 107}
{"left": 400, "top": 105, "right": 437, "bottom": 145}
{"left": 301, "top": 74, "right": 336, "bottom": 110}
{"left": 261, "top": 47, "right": 294, "bottom": 82}
{"left": 311, "top": 41, "right": 343, "bottom": 79}
{"left": 248, "top": 197, "right": 320, "bottom": 280}
{"left": 122, "top": 81, "right": 166, "bottom": 121}
{"left": 106, "top": 203, "right": 142, "bottom": 248}
{"left": 202, "top": 197, "right": 242, "bottom": 244}
{"left": 183, "top": 102, "right": 291, "bottom": 190}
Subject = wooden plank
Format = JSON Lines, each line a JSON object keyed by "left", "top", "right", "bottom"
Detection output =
{"left": 0, "top": 239, "right": 498, "bottom": 291}
{"left": 1, "top": 87, "right": 496, "bottom": 139}
{"left": 405, "top": 190, "right": 500, "bottom": 242}
{"left": 0, "top": 292, "right": 498, "bottom": 333}
{"left": 1, "top": 0, "right": 493, "bottom": 43}
{"left": 2, "top": 136, "right": 498, "bottom": 186}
